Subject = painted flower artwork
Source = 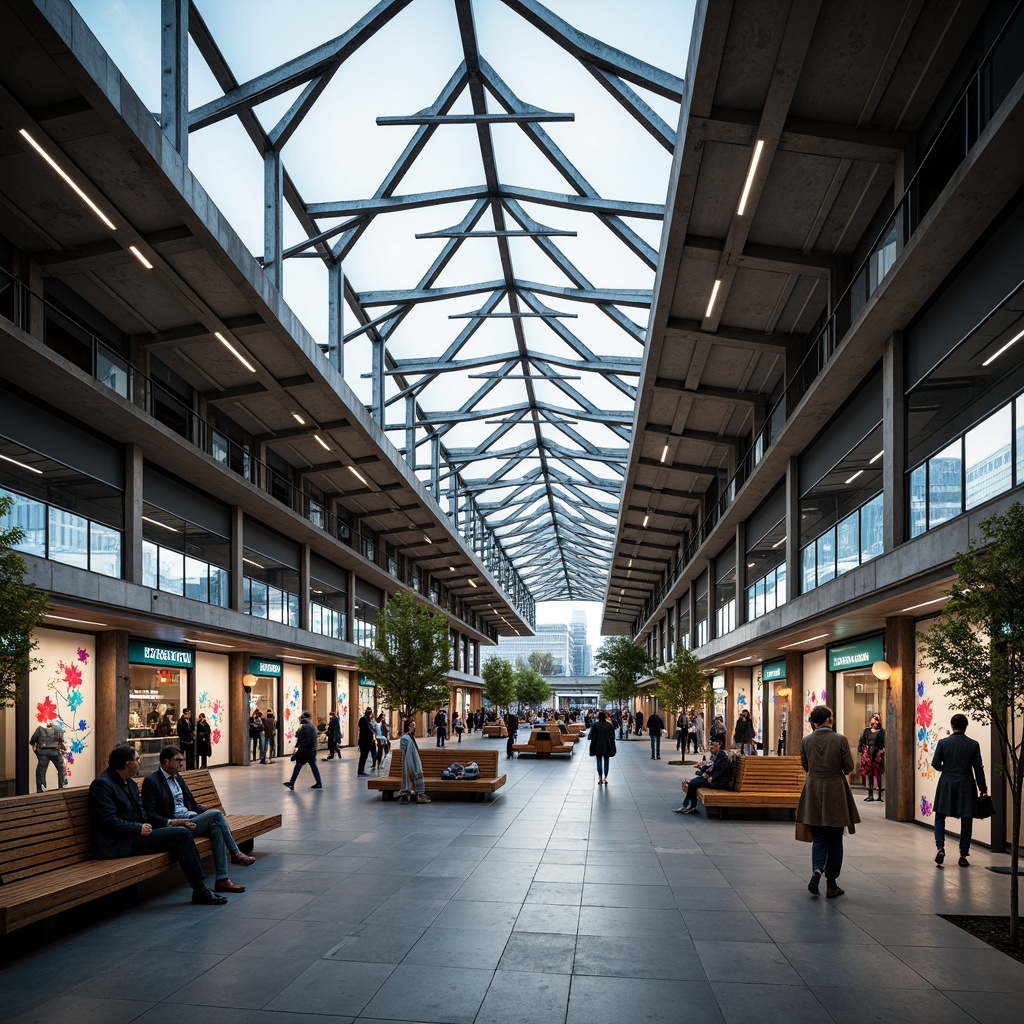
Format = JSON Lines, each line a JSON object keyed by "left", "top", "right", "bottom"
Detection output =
{"left": 915, "top": 683, "right": 938, "bottom": 780}
{"left": 40, "top": 644, "right": 93, "bottom": 780}
{"left": 920, "top": 795, "right": 933, "bottom": 817}
{"left": 198, "top": 690, "right": 225, "bottom": 748}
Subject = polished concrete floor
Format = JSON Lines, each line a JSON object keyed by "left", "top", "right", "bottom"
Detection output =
{"left": 2, "top": 734, "right": 1022, "bottom": 1024}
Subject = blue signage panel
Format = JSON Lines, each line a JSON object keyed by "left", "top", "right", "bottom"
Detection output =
{"left": 762, "top": 658, "right": 787, "bottom": 682}
{"left": 128, "top": 640, "right": 195, "bottom": 669}
{"left": 249, "top": 657, "right": 282, "bottom": 677}
{"left": 827, "top": 635, "right": 885, "bottom": 673}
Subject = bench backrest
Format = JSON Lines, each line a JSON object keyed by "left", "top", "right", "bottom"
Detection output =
{"left": 0, "top": 769, "right": 225, "bottom": 885}
{"left": 735, "top": 755, "right": 805, "bottom": 790}
{"left": 387, "top": 748, "right": 500, "bottom": 778}
{"left": 525, "top": 727, "right": 571, "bottom": 747}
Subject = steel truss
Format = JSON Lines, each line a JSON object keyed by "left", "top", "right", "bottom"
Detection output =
{"left": 165, "top": 0, "right": 682, "bottom": 606}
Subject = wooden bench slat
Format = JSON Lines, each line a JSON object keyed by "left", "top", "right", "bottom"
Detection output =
{"left": 695, "top": 756, "right": 804, "bottom": 818}
{"left": 367, "top": 748, "right": 506, "bottom": 799}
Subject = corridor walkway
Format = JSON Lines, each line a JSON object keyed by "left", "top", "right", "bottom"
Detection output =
{"left": 1, "top": 736, "right": 1021, "bottom": 1024}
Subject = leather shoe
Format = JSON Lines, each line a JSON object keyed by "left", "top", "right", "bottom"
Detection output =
{"left": 192, "top": 887, "right": 228, "bottom": 905}
{"left": 808, "top": 870, "right": 821, "bottom": 896}
{"left": 825, "top": 885, "right": 845, "bottom": 898}
{"left": 231, "top": 851, "right": 256, "bottom": 867}
{"left": 214, "top": 879, "right": 246, "bottom": 893}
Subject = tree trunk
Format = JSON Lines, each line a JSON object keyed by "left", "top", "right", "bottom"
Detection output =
{"left": 1011, "top": 772, "right": 1021, "bottom": 949}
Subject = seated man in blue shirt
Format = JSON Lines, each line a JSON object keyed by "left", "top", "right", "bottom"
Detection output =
{"left": 676, "top": 735, "right": 731, "bottom": 813}
{"left": 141, "top": 745, "right": 256, "bottom": 893}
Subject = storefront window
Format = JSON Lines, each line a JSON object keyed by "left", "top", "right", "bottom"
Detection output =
{"left": 128, "top": 665, "right": 186, "bottom": 775}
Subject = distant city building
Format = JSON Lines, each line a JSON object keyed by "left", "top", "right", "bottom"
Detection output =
{"left": 571, "top": 611, "right": 592, "bottom": 677}
{"left": 482, "top": 622, "right": 574, "bottom": 675}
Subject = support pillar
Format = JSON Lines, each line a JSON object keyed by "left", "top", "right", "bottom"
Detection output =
{"left": 327, "top": 261, "right": 345, "bottom": 372}
{"left": 264, "top": 148, "right": 283, "bottom": 290}
{"left": 160, "top": 0, "right": 188, "bottom": 160}
{"left": 302, "top": 664, "right": 316, "bottom": 716}
{"left": 96, "top": 630, "right": 129, "bottom": 768}
{"left": 124, "top": 445, "right": 144, "bottom": 586}
{"left": 229, "top": 652, "right": 246, "bottom": 766}
{"left": 884, "top": 615, "right": 917, "bottom": 822}
{"left": 883, "top": 332, "right": 906, "bottom": 552}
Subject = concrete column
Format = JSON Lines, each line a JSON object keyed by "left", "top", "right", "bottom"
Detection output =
{"left": 230, "top": 506, "right": 244, "bottom": 612}
{"left": 735, "top": 522, "right": 746, "bottom": 626}
{"left": 883, "top": 332, "right": 906, "bottom": 553}
{"left": 124, "top": 444, "right": 144, "bottom": 586}
{"left": 783, "top": 653, "right": 804, "bottom": 756}
{"left": 160, "top": 0, "right": 188, "bottom": 160}
{"left": 405, "top": 395, "right": 416, "bottom": 470}
{"left": 96, "top": 630, "right": 129, "bottom": 766}
{"left": 299, "top": 543, "right": 310, "bottom": 631}
{"left": 229, "top": 652, "right": 246, "bottom": 766}
{"left": 264, "top": 148, "right": 284, "bottom": 290}
{"left": 785, "top": 457, "right": 800, "bottom": 596}
{"left": 347, "top": 570, "right": 356, "bottom": 644}
{"left": 884, "top": 615, "right": 917, "bottom": 822}
{"left": 371, "top": 335, "right": 384, "bottom": 425}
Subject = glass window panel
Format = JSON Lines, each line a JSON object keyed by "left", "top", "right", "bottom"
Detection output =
{"left": 96, "top": 347, "right": 129, "bottom": 398}
{"left": 861, "top": 493, "right": 884, "bottom": 560}
{"left": 909, "top": 465, "right": 927, "bottom": 537}
{"left": 746, "top": 586, "right": 756, "bottom": 622}
{"left": 776, "top": 563, "right": 787, "bottom": 606}
{"left": 143, "top": 540, "right": 159, "bottom": 589}
{"left": 288, "top": 593, "right": 299, "bottom": 627}
{"left": 48, "top": 507, "right": 89, "bottom": 569}
{"left": 89, "top": 522, "right": 121, "bottom": 578}
{"left": 801, "top": 543, "right": 816, "bottom": 593}
{"left": 184, "top": 556, "right": 209, "bottom": 602}
{"left": 816, "top": 529, "right": 836, "bottom": 586}
{"left": 1017, "top": 396, "right": 1024, "bottom": 485}
{"left": 159, "top": 546, "right": 184, "bottom": 595}
{"left": 242, "top": 576, "right": 252, "bottom": 615}
{"left": 765, "top": 571, "right": 776, "bottom": 612}
{"left": 965, "top": 404, "right": 1012, "bottom": 509}
{"left": 210, "top": 566, "right": 229, "bottom": 607}
{"left": 249, "top": 579, "right": 268, "bottom": 618}
{"left": 928, "top": 439, "right": 962, "bottom": 529}
{"left": 754, "top": 577, "right": 765, "bottom": 618}
{"left": 268, "top": 586, "right": 284, "bottom": 623}
{"left": 0, "top": 490, "right": 46, "bottom": 556}
{"left": 836, "top": 512, "right": 860, "bottom": 576}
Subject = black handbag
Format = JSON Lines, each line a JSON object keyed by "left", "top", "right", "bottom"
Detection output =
{"left": 975, "top": 794, "right": 994, "bottom": 819}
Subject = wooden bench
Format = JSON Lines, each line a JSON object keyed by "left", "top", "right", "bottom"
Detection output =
{"left": 367, "top": 748, "right": 506, "bottom": 800}
{"left": 0, "top": 769, "right": 281, "bottom": 934}
{"left": 512, "top": 727, "right": 574, "bottom": 758}
{"left": 482, "top": 721, "right": 508, "bottom": 738}
{"left": 695, "top": 755, "right": 805, "bottom": 819}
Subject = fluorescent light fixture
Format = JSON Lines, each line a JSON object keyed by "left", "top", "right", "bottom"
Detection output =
{"left": 467, "top": 579, "right": 477, "bottom": 588}
{"left": 19, "top": 129, "right": 117, "bottom": 229}
{"left": 449, "top": 566, "right": 456, "bottom": 572}
{"left": 771, "top": 535, "right": 787, "bottom": 549}
{"left": 705, "top": 279, "right": 722, "bottom": 319}
{"left": 243, "top": 556, "right": 265, "bottom": 569}
{"left": 142, "top": 515, "right": 178, "bottom": 532}
{"left": 901, "top": 596, "right": 948, "bottom": 612}
{"left": 194, "top": 638, "right": 234, "bottom": 648}
{"left": 725, "top": 655, "right": 752, "bottom": 665}
{"left": 869, "top": 450, "right": 884, "bottom": 464}
{"left": 628, "top": 559, "right": 633, "bottom": 567}
{"left": 660, "top": 445, "right": 669, "bottom": 463}
{"left": 314, "top": 434, "right": 331, "bottom": 450}
{"left": 748, "top": 562, "right": 755, "bottom": 568}
{"left": 292, "top": 413, "right": 306, "bottom": 425}
{"left": 737, "top": 139, "right": 765, "bottom": 216}
{"left": 128, "top": 245, "right": 153, "bottom": 269}
{"left": 982, "top": 327, "right": 1024, "bottom": 367}
{"left": 214, "top": 331, "right": 256, "bottom": 373}
{"left": 349, "top": 466, "right": 368, "bottom": 485}
{"left": 45, "top": 613, "right": 106, "bottom": 627}
{"left": 779, "top": 632, "right": 828, "bottom": 649}
{"left": 424, "top": 535, "right": 433, "bottom": 544}
{"left": 642, "top": 515, "right": 649, "bottom": 528}
{"left": 0, "top": 452, "right": 43, "bottom": 475}
{"left": 845, "top": 469, "right": 864, "bottom": 484}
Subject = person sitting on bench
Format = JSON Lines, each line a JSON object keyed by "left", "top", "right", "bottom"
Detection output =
{"left": 676, "top": 735, "right": 730, "bottom": 813}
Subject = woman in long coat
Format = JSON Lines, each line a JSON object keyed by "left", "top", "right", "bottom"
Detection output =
{"left": 195, "top": 713, "right": 212, "bottom": 769}
{"left": 796, "top": 705, "right": 860, "bottom": 898}
{"left": 399, "top": 718, "right": 430, "bottom": 804}
{"left": 589, "top": 710, "right": 617, "bottom": 785}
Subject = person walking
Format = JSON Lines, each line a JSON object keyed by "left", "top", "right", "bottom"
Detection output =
{"left": 176, "top": 708, "right": 196, "bottom": 770}
{"left": 433, "top": 709, "right": 448, "bottom": 747}
{"left": 357, "top": 707, "right": 375, "bottom": 776}
{"left": 932, "top": 713, "right": 988, "bottom": 867}
{"left": 284, "top": 711, "right": 322, "bottom": 790}
{"left": 248, "top": 709, "right": 262, "bottom": 761}
{"left": 452, "top": 711, "right": 464, "bottom": 743}
{"left": 589, "top": 710, "right": 617, "bottom": 785}
{"left": 676, "top": 710, "right": 689, "bottom": 752}
{"left": 398, "top": 718, "right": 430, "bottom": 804}
{"left": 734, "top": 708, "right": 756, "bottom": 755}
{"left": 326, "top": 711, "right": 342, "bottom": 760}
{"left": 505, "top": 708, "right": 518, "bottom": 759}
{"left": 635, "top": 710, "right": 645, "bottom": 737}
{"left": 857, "top": 714, "right": 885, "bottom": 801}
{"left": 195, "top": 713, "right": 212, "bottom": 769}
{"left": 261, "top": 709, "right": 277, "bottom": 764}
{"left": 797, "top": 705, "right": 860, "bottom": 898}
{"left": 647, "top": 709, "right": 665, "bottom": 760}
{"left": 692, "top": 710, "right": 706, "bottom": 753}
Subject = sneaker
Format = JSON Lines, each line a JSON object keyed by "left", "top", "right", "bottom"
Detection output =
{"left": 935, "top": 849, "right": 945, "bottom": 865}
{"left": 283, "top": 781, "right": 294, "bottom": 790}
{"left": 310, "top": 784, "right": 323, "bottom": 790}
{"left": 958, "top": 856, "right": 970, "bottom": 867}
{"left": 808, "top": 870, "right": 822, "bottom": 896}
{"left": 825, "top": 885, "right": 845, "bottom": 898}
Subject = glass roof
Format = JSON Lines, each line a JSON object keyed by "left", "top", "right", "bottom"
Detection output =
{"left": 75, "top": 0, "right": 689, "bottom": 604}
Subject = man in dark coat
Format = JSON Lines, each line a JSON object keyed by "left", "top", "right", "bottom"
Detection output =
{"left": 647, "top": 710, "right": 665, "bottom": 760}
{"left": 677, "top": 735, "right": 731, "bottom": 812}
{"left": 142, "top": 744, "right": 255, "bottom": 892}
{"left": 932, "top": 713, "right": 988, "bottom": 867}
{"left": 326, "top": 711, "right": 343, "bottom": 759}
{"left": 357, "top": 707, "right": 376, "bottom": 776}
{"left": 588, "top": 710, "right": 617, "bottom": 784}
{"left": 505, "top": 709, "right": 519, "bottom": 759}
{"left": 89, "top": 744, "right": 226, "bottom": 905}
{"left": 176, "top": 707, "right": 196, "bottom": 770}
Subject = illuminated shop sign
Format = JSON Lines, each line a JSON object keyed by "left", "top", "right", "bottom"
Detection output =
{"left": 128, "top": 640, "right": 195, "bottom": 668}
{"left": 826, "top": 635, "right": 884, "bottom": 673}
{"left": 248, "top": 657, "right": 282, "bottom": 677}
{"left": 762, "top": 658, "right": 786, "bottom": 682}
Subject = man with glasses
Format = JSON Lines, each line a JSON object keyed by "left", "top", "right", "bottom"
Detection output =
{"left": 142, "top": 745, "right": 256, "bottom": 893}
{"left": 89, "top": 744, "right": 227, "bottom": 905}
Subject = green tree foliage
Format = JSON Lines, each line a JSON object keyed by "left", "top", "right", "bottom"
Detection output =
{"left": 595, "top": 635, "right": 651, "bottom": 708}
{"left": 0, "top": 494, "right": 49, "bottom": 707}
{"left": 652, "top": 646, "right": 711, "bottom": 719}
{"left": 515, "top": 666, "right": 551, "bottom": 708}
{"left": 919, "top": 502, "right": 1024, "bottom": 949}
{"left": 482, "top": 655, "right": 517, "bottom": 711}
{"left": 357, "top": 589, "right": 452, "bottom": 719}
{"left": 527, "top": 650, "right": 561, "bottom": 676}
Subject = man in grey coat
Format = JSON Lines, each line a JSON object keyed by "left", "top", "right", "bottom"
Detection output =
{"left": 932, "top": 713, "right": 988, "bottom": 867}
{"left": 796, "top": 705, "right": 860, "bottom": 898}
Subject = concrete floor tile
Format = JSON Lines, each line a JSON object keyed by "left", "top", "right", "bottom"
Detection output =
{"left": 359, "top": 964, "right": 493, "bottom": 1024}
{"left": 713, "top": 982, "right": 837, "bottom": 1024}
{"left": 567, "top": 976, "right": 723, "bottom": 1024}
{"left": 263, "top": 959, "right": 395, "bottom": 1016}
{"left": 814, "top": 985, "right": 976, "bottom": 1024}
{"left": 499, "top": 931, "right": 576, "bottom": 974}
{"left": 574, "top": 932, "right": 704, "bottom": 980}
{"left": 475, "top": 970, "right": 570, "bottom": 1024}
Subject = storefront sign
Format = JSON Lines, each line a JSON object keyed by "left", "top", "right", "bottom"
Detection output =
{"left": 359, "top": 672, "right": 375, "bottom": 687}
{"left": 827, "top": 635, "right": 884, "bottom": 673}
{"left": 762, "top": 658, "right": 787, "bottom": 682}
{"left": 129, "top": 640, "right": 195, "bottom": 669}
{"left": 711, "top": 673, "right": 726, "bottom": 692}
{"left": 249, "top": 657, "right": 282, "bottom": 677}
